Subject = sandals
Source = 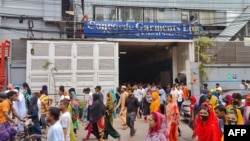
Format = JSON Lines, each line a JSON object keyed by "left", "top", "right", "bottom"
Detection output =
{"left": 122, "top": 126, "right": 128, "bottom": 130}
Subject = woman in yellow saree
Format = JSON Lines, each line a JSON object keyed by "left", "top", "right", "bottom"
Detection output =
{"left": 149, "top": 90, "right": 160, "bottom": 113}
{"left": 221, "top": 108, "right": 244, "bottom": 141}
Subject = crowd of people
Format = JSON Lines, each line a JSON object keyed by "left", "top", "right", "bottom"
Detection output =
{"left": 80, "top": 83, "right": 189, "bottom": 141}
{"left": 190, "top": 82, "right": 250, "bottom": 141}
{"left": 0, "top": 80, "right": 249, "bottom": 141}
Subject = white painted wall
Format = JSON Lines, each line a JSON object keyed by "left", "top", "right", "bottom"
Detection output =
{"left": 177, "top": 42, "right": 190, "bottom": 74}
{"left": 172, "top": 42, "right": 194, "bottom": 87}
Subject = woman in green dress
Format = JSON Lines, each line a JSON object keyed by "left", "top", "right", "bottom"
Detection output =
{"left": 103, "top": 92, "right": 121, "bottom": 141}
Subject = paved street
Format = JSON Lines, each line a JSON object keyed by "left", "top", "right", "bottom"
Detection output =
{"left": 76, "top": 116, "right": 193, "bottom": 141}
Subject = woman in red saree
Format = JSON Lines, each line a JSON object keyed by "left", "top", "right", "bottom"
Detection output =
{"left": 193, "top": 102, "right": 222, "bottom": 141}
{"left": 189, "top": 95, "right": 197, "bottom": 130}
{"left": 165, "top": 94, "right": 179, "bottom": 141}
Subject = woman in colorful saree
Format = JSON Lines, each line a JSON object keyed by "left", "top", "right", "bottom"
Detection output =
{"left": 109, "top": 88, "right": 117, "bottom": 119}
{"left": 145, "top": 112, "right": 167, "bottom": 141}
{"left": 89, "top": 94, "right": 105, "bottom": 141}
{"left": 103, "top": 92, "right": 120, "bottom": 141}
{"left": 189, "top": 95, "right": 197, "bottom": 130}
{"left": 227, "top": 108, "right": 244, "bottom": 125}
{"left": 221, "top": 108, "right": 244, "bottom": 141}
{"left": 193, "top": 102, "right": 222, "bottom": 141}
{"left": 150, "top": 90, "right": 160, "bottom": 113}
{"left": 165, "top": 94, "right": 179, "bottom": 141}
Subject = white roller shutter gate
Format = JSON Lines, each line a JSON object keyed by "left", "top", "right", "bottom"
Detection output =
{"left": 26, "top": 40, "right": 119, "bottom": 101}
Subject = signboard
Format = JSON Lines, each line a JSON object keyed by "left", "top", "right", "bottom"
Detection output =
{"left": 227, "top": 73, "right": 237, "bottom": 80}
{"left": 232, "top": 73, "right": 237, "bottom": 80}
{"left": 84, "top": 21, "right": 202, "bottom": 39}
{"left": 227, "top": 73, "right": 232, "bottom": 80}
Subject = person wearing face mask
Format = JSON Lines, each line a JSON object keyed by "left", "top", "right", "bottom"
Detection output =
{"left": 221, "top": 108, "right": 244, "bottom": 141}
{"left": 227, "top": 108, "right": 244, "bottom": 125}
{"left": 193, "top": 102, "right": 222, "bottom": 141}
{"left": 231, "top": 93, "right": 244, "bottom": 115}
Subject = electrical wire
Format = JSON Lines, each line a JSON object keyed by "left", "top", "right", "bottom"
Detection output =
{"left": 2, "top": 0, "right": 249, "bottom": 6}
{"left": 0, "top": 24, "right": 239, "bottom": 38}
{"left": 0, "top": 0, "right": 249, "bottom": 16}
{"left": 1, "top": 1, "right": 250, "bottom": 38}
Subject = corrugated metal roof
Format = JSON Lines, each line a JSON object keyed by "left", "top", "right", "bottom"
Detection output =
{"left": 215, "top": 7, "right": 250, "bottom": 41}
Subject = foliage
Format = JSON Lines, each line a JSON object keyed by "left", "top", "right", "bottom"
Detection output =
{"left": 43, "top": 60, "right": 58, "bottom": 94}
{"left": 194, "top": 37, "right": 214, "bottom": 84}
{"left": 43, "top": 61, "right": 57, "bottom": 72}
{"left": 78, "top": 100, "right": 87, "bottom": 118}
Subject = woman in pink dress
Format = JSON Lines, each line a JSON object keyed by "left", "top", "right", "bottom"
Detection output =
{"left": 165, "top": 94, "right": 179, "bottom": 141}
{"left": 145, "top": 112, "right": 168, "bottom": 141}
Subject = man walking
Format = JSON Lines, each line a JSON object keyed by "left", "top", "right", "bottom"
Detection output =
{"left": 59, "top": 99, "right": 71, "bottom": 141}
{"left": 133, "top": 84, "right": 143, "bottom": 118}
{"left": 95, "top": 86, "right": 104, "bottom": 102}
{"left": 116, "top": 86, "right": 128, "bottom": 129}
{"left": 39, "top": 90, "right": 50, "bottom": 134}
{"left": 156, "top": 85, "right": 166, "bottom": 114}
{"left": 46, "top": 107, "right": 65, "bottom": 141}
{"left": 125, "top": 88, "right": 139, "bottom": 141}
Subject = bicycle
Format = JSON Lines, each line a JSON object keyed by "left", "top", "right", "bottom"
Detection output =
{"left": 15, "top": 119, "right": 46, "bottom": 141}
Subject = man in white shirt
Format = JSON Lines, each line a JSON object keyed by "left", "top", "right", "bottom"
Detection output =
{"left": 13, "top": 88, "right": 26, "bottom": 132}
{"left": 170, "top": 84, "right": 178, "bottom": 102}
{"left": 240, "top": 80, "right": 246, "bottom": 90}
{"left": 59, "top": 99, "right": 71, "bottom": 141}
{"left": 46, "top": 107, "right": 64, "bottom": 141}
{"left": 133, "top": 85, "right": 143, "bottom": 118}
{"left": 176, "top": 84, "right": 184, "bottom": 112}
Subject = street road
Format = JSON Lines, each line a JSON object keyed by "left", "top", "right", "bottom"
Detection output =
{"left": 76, "top": 116, "right": 193, "bottom": 141}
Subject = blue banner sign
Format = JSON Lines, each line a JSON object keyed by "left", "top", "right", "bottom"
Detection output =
{"left": 84, "top": 21, "right": 202, "bottom": 39}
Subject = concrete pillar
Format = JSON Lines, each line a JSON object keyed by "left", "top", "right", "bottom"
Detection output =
{"left": 189, "top": 42, "right": 195, "bottom": 62}
{"left": 172, "top": 46, "right": 177, "bottom": 83}
{"left": 186, "top": 60, "right": 191, "bottom": 89}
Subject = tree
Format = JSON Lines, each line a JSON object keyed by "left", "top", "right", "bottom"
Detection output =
{"left": 194, "top": 37, "right": 214, "bottom": 84}
{"left": 42, "top": 60, "right": 58, "bottom": 94}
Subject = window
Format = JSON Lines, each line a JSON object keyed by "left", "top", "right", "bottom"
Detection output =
{"left": 144, "top": 8, "right": 156, "bottom": 22}
{"left": 181, "top": 11, "right": 189, "bottom": 23}
{"left": 189, "top": 11, "right": 199, "bottom": 23}
{"left": 93, "top": 6, "right": 173, "bottom": 23}
{"left": 94, "top": 6, "right": 117, "bottom": 21}
{"left": 157, "top": 9, "right": 165, "bottom": 23}
{"left": 215, "top": 11, "right": 226, "bottom": 26}
{"left": 200, "top": 11, "right": 216, "bottom": 25}
{"left": 118, "top": 7, "right": 143, "bottom": 22}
